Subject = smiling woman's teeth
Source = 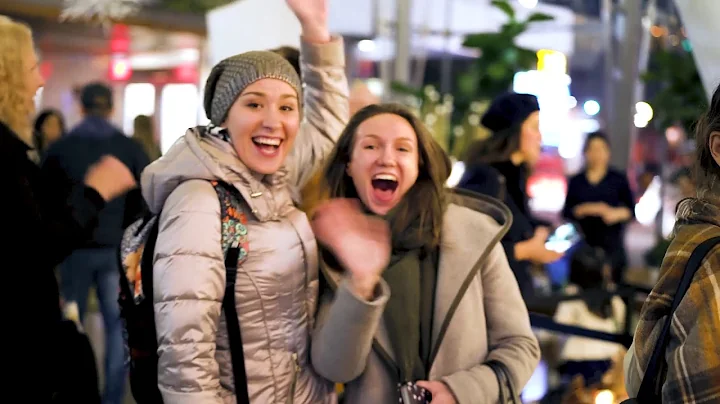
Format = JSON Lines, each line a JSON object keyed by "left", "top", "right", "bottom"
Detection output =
{"left": 373, "top": 174, "right": 397, "bottom": 181}
{"left": 253, "top": 137, "right": 281, "bottom": 146}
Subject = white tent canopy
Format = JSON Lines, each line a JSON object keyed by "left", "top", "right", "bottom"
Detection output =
{"left": 207, "top": 0, "right": 576, "bottom": 64}
{"left": 675, "top": 0, "right": 720, "bottom": 101}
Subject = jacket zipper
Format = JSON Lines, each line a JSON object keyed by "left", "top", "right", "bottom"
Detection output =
{"left": 286, "top": 352, "right": 300, "bottom": 404}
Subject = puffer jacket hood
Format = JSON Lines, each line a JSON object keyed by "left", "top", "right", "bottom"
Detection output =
{"left": 141, "top": 126, "right": 290, "bottom": 221}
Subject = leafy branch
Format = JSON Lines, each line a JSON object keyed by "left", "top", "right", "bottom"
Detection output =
{"left": 390, "top": 0, "right": 554, "bottom": 157}
{"left": 157, "top": 0, "right": 233, "bottom": 13}
{"left": 641, "top": 46, "right": 706, "bottom": 133}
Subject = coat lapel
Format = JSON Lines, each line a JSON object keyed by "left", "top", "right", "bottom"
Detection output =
{"left": 431, "top": 204, "right": 485, "bottom": 348}
{"left": 428, "top": 198, "right": 510, "bottom": 373}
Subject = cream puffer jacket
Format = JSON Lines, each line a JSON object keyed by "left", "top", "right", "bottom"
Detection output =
{"left": 140, "top": 37, "right": 348, "bottom": 404}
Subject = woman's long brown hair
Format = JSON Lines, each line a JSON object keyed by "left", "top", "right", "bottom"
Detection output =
{"left": 463, "top": 124, "right": 521, "bottom": 166}
{"left": 320, "top": 103, "right": 451, "bottom": 250}
{"left": 694, "top": 83, "right": 720, "bottom": 199}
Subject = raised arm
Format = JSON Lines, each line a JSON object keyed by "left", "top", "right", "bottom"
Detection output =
{"left": 153, "top": 180, "right": 227, "bottom": 404}
{"left": 310, "top": 198, "right": 392, "bottom": 382}
{"left": 285, "top": 0, "right": 350, "bottom": 189}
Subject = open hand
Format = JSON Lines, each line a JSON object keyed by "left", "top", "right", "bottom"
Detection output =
{"left": 534, "top": 245, "right": 564, "bottom": 264}
{"left": 84, "top": 155, "right": 136, "bottom": 201}
{"left": 601, "top": 207, "right": 628, "bottom": 225}
{"left": 574, "top": 202, "right": 609, "bottom": 218}
{"left": 527, "top": 231, "right": 564, "bottom": 264}
{"left": 286, "top": 0, "right": 329, "bottom": 42}
{"left": 311, "top": 198, "right": 390, "bottom": 298}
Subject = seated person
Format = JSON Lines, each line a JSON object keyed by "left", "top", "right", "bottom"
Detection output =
{"left": 554, "top": 244, "right": 626, "bottom": 386}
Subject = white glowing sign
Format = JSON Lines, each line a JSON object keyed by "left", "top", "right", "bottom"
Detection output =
{"left": 513, "top": 70, "right": 573, "bottom": 147}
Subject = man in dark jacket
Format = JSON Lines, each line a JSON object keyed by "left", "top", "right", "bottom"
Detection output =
{"left": 42, "top": 82, "right": 149, "bottom": 404}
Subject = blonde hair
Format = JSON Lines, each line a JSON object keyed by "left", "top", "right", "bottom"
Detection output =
{"left": 133, "top": 115, "right": 161, "bottom": 161}
{"left": 0, "top": 16, "right": 34, "bottom": 145}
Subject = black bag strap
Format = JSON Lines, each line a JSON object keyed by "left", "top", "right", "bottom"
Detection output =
{"left": 214, "top": 181, "right": 250, "bottom": 404}
{"left": 636, "top": 236, "right": 720, "bottom": 401}
{"left": 223, "top": 247, "right": 250, "bottom": 404}
{"left": 487, "top": 360, "right": 520, "bottom": 404}
{"left": 140, "top": 216, "right": 161, "bottom": 305}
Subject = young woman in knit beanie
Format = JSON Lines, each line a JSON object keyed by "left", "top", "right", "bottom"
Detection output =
{"left": 139, "top": 1, "right": 348, "bottom": 402}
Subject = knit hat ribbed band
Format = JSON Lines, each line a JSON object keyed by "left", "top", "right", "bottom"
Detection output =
{"left": 204, "top": 51, "right": 302, "bottom": 125}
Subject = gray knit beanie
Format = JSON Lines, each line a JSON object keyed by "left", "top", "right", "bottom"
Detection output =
{"left": 204, "top": 50, "right": 302, "bottom": 125}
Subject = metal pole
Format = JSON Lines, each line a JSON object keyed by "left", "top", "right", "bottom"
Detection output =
{"left": 377, "top": 0, "right": 393, "bottom": 101}
{"left": 440, "top": 0, "right": 455, "bottom": 94}
{"left": 394, "top": 0, "right": 412, "bottom": 85}
{"left": 610, "top": 0, "right": 643, "bottom": 171}
{"left": 601, "top": 0, "right": 614, "bottom": 131}
{"left": 635, "top": 0, "right": 656, "bottom": 102}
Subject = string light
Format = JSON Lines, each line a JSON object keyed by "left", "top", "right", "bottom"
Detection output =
{"left": 60, "top": 0, "right": 146, "bottom": 22}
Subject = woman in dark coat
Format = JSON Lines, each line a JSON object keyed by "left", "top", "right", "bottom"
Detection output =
{"left": 0, "top": 16, "right": 136, "bottom": 402}
{"left": 457, "top": 92, "right": 562, "bottom": 298}
{"left": 33, "top": 108, "right": 66, "bottom": 156}
{"left": 562, "top": 131, "right": 635, "bottom": 284}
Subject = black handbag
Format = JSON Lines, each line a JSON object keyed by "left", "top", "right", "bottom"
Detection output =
{"left": 488, "top": 360, "right": 521, "bottom": 404}
{"left": 621, "top": 236, "right": 720, "bottom": 403}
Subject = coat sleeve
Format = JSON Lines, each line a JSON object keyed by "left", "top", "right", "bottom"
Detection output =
{"left": 441, "top": 243, "right": 541, "bottom": 404}
{"left": 311, "top": 277, "right": 390, "bottom": 383}
{"left": 30, "top": 150, "right": 106, "bottom": 268}
{"left": 287, "top": 36, "right": 350, "bottom": 190}
{"left": 153, "top": 180, "right": 227, "bottom": 404}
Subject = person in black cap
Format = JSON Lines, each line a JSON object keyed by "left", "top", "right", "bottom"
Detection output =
{"left": 457, "top": 92, "right": 562, "bottom": 299}
{"left": 42, "top": 81, "right": 149, "bottom": 404}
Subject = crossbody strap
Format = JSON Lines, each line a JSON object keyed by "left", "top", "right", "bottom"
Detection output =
{"left": 636, "top": 236, "right": 720, "bottom": 401}
{"left": 213, "top": 181, "right": 251, "bottom": 404}
{"left": 223, "top": 248, "right": 250, "bottom": 403}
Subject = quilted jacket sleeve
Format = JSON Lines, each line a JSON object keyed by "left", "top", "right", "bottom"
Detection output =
{"left": 287, "top": 36, "right": 350, "bottom": 190}
{"left": 153, "top": 179, "right": 227, "bottom": 404}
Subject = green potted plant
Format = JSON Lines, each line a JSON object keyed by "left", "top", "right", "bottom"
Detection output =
{"left": 457, "top": 0, "right": 553, "bottom": 102}
{"left": 391, "top": 0, "right": 554, "bottom": 159}
{"left": 161, "top": 0, "right": 234, "bottom": 13}
{"left": 641, "top": 45, "right": 706, "bottom": 133}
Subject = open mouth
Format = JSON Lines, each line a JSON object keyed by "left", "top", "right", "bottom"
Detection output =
{"left": 252, "top": 136, "right": 283, "bottom": 157}
{"left": 371, "top": 174, "right": 398, "bottom": 203}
